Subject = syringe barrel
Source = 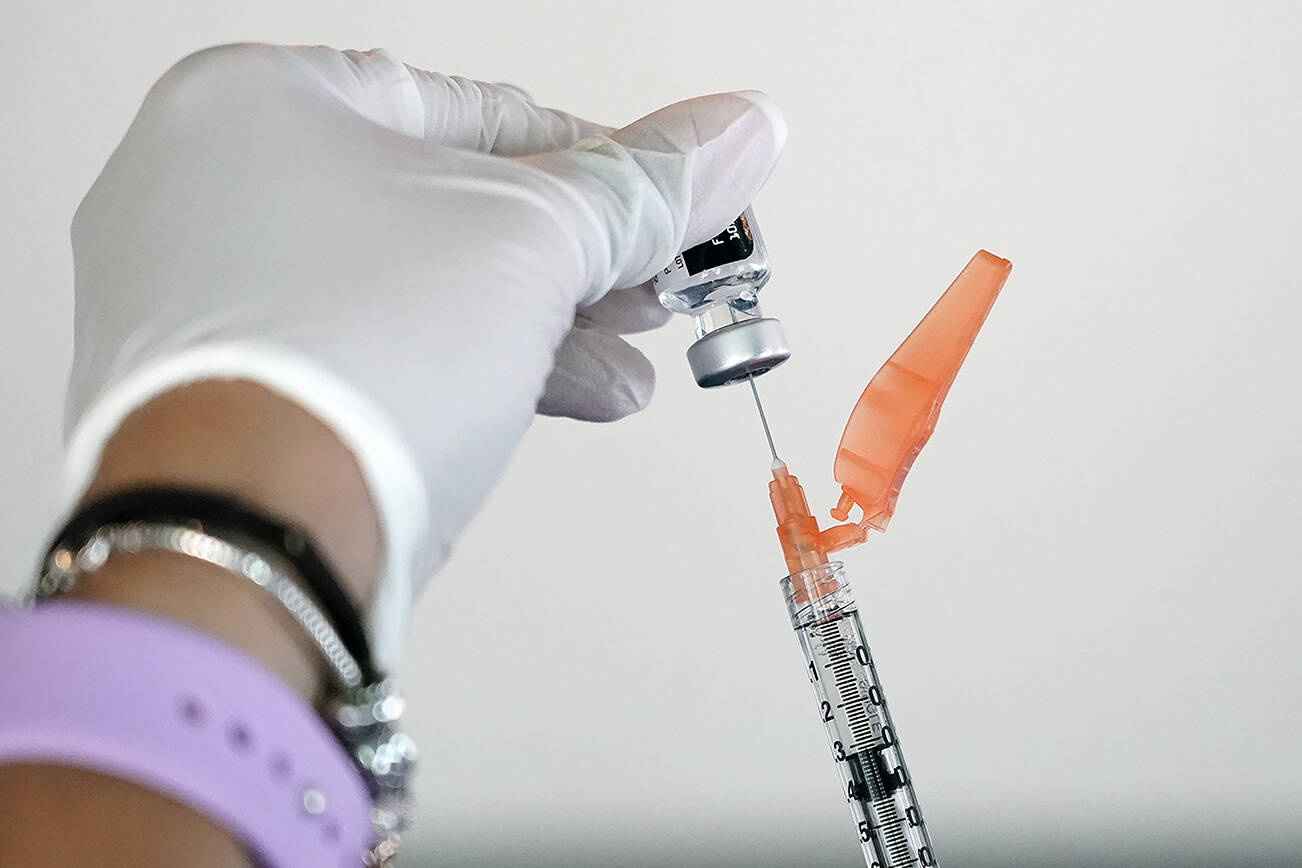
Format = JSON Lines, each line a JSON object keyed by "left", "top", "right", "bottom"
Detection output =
{"left": 781, "top": 563, "right": 937, "bottom": 868}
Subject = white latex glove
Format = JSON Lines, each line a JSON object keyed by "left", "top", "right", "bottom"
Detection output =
{"left": 67, "top": 44, "right": 786, "bottom": 669}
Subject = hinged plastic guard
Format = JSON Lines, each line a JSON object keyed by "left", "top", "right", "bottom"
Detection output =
{"left": 830, "top": 250, "right": 1012, "bottom": 531}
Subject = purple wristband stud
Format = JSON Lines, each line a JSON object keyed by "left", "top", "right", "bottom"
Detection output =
{"left": 0, "top": 601, "right": 371, "bottom": 867}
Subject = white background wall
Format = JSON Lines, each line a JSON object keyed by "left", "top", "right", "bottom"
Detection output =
{"left": 2, "top": 2, "right": 1299, "bottom": 865}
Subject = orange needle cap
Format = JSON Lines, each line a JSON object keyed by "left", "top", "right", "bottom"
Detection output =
{"left": 831, "top": 250, "right": 1011, "bottom": 531}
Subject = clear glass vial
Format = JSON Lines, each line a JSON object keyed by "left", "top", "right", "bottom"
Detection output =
{"left": 653, "top": 208, "right": 791, "bottom": 388}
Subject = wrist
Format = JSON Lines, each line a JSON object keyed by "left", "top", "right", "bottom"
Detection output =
{"left": 65, "top": 380, "right": 382, "bottom": 700}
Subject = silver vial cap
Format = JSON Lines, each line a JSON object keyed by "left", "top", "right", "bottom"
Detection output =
{"left": 685, "top": 318, "right": 791, "bottom": 388}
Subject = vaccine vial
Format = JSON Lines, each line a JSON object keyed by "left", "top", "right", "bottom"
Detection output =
{"left": 654, "top": 208, "right": 791, "bottom": 388}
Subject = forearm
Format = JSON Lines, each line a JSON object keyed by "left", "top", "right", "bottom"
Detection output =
{"left": 0, "top": 380, "right": 381, "bottom": 866}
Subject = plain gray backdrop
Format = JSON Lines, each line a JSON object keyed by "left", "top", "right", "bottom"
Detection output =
{"left": 2, "top": 1, "right": 1299, "bottom": 866}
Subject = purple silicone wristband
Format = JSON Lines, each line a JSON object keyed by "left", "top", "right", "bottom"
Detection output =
{"left": 0, "top": 601, "right": 370, "bottom": 867}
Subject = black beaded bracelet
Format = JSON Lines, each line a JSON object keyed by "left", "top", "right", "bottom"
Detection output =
{"left": 42, "top": 486, "right": 378, "bottom": 684}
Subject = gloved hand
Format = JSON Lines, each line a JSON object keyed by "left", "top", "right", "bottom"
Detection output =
{"left": 67, "top": 43, "right": 786, "bottom": 669}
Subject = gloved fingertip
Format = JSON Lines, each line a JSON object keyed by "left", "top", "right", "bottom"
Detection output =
{"left": 729, "top": 89, "right": 788, "bottom": 155}
{"left": 538, "top": 326, "right": 657, "bottom": 422}
{"left": 531, "top": 88, "right": 787, "bottom": 300}
{"left": 604, "top": 348, "right": 656, "bottom": 420}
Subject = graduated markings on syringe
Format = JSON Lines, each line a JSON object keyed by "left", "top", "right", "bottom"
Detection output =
{"left": 816, "top": 619, "right": 888, "bottom": 753}
{"left": 813, "top": 617, "right": 920, "bottom": 867}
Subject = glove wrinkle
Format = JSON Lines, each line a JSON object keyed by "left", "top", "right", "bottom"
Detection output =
{"left": 399, "top": 63, "right": 606, "bottom": 157}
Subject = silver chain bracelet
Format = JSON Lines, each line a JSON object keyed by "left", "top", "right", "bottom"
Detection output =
{"left": 29, "top": 521, "right": 416, "bottom": 866}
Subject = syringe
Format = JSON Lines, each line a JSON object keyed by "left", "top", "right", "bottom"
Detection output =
{"left": 785, "top": 560, "right": 935, "bottom": 867}
{"left": 747, "top": 251, "right": 1012, "bottom": 867}
{"left": 652, "top": 208, "right": 1010, "bottom": 864}
{"left": 749, "top": 379, "right": 934, "bottom": 867}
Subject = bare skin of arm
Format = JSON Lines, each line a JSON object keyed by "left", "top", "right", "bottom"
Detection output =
{"left": 0, "top": 380, "right": 382, "bottom": 867}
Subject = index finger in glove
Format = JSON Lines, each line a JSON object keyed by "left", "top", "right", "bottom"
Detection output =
{"left": 520, "top": 90, "right": 787, "bottom": 306}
